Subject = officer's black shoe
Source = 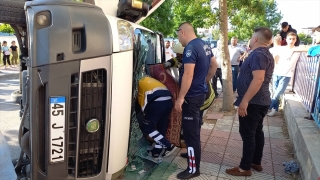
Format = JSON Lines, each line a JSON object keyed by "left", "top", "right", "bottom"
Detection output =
{"left": 180, "top": 152, "right": 188, "bottom": 159}
{"left": 177, "top": 169, "right": 200, "bottom": 179}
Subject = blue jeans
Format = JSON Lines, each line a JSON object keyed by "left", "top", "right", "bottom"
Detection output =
{"left": 232, "top": 65, "right": 239, "bottom": 92}
{"left": 269, "top": 75, "right": 291, "bottom": 111}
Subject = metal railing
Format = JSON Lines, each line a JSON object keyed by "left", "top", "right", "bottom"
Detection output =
{"left": 292, "top": 52, "right": 320, "bottom": 126}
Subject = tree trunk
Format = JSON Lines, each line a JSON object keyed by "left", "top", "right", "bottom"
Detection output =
{"left": 219, "top": 0, "right": 234, "bottom": 111}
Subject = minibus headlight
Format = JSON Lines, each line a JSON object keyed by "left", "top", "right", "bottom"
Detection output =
{"left": 117, "top": 20, "right": 133, "bottom": 51}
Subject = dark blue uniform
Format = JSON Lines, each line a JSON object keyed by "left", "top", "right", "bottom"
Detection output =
{"left": 179, "top": 38, "right": 212, "bottom": 173}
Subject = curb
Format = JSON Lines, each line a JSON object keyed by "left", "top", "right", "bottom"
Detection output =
{"left": 0, "top": 73, "right": 19, "bottom": 81}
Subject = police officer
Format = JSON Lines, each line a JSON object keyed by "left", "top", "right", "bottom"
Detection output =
{"left": 175, "top": 22, "right": 218, "bottom": 179}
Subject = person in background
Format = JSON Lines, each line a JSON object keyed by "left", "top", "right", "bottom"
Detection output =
{"left": 268, "top": 32, "right": 300, "bottom": 117}
{"left": 2, "top": 41, "right": 12, "bottom": 69}
{"left": 279, "top": 22, "right": 300, "bottom": 46}
{"left": 171, "top": 40, "right": 177, "bottom": 57}
{"left": 175, "top": 22, "right": 217, "bottom": 179}
{"left": 226, "top": 27, "right": 274, "bottom": 177}
{"left": 10, "top": 41, "right": 19, "bottom": 68}
{"left": 212, "top": 40, "right": 223, "bottom": 97}
{"left": 165, "top": 40, "right": 179, "bottom": 79}
{"left": 136, "top": 76, "right": 177, "bottom": 160}
{"left": 229, "top": 37, "right": 245, "bottom": 93}
{"left": 308, "top": 25, "right": 320, "bottom": 57}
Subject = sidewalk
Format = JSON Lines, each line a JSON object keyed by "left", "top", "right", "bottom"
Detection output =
{"left": 146, "top": 94, "right": 297, "bottom": 180}
{"left": 0, "top": 67, "right": 20, "bottom": 80}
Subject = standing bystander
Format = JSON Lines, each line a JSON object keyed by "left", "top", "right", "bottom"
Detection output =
{"left": 279, "top": 22, "right": 300, "bottom": 46}
{"left": 212, "top": 40, "right": 223, "bottom": 97}
{"left": 268, "top": 32, "right": 300, "bottom": 116}
{"left": 308, "top": 25, "right": 320, "bottom": 57}
{"left": 226, "top": 27, "right": 274, "bottom": 176}
{"left": 10, "top": 41, "right": 19, "bottom": 68}
{"left": 229, "top": 37, "right": 245, "bottom": 93}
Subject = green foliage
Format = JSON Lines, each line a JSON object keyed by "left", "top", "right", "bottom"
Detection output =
{"left": 298, "top": 33, "right": 313, "bottom": 45}
{"left": 140, "top": 0, "right": 175, "bottom": 37}
{"left": 229, "top": 0, "right": 282, "bottom": 40}
{"left": 173, "top": 0, "right": 216, "bottom": 31}
{"left": 227, "top": 31, "right": 237, "bottom": 41}
{"left": 0, "top": 24, "right": 14, "bottom": 35}
{"left": 140, "top": 0, "right": 215, "bottom": 37}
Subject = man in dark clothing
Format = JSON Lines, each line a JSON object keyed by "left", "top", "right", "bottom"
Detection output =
{"left": 279, "top": 22, "right": 300, "bottom": 46}
{"left": 226, "top": 27, "right": 274, "bottom": 176}
{"left": 175, "top": 22, "right": 217, "bottom": 179}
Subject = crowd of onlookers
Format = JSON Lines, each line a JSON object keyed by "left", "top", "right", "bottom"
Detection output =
{"left": 0, "top": 40, "right": 19, "bottom": 69}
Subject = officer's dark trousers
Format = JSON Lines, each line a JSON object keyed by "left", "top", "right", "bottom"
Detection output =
{"left": 182, "top": 94, "right": 205, "bottom": 174}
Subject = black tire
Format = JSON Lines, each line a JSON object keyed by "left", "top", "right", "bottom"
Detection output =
{"left": 0, "top": 0, "right": 26, "bottom": 26}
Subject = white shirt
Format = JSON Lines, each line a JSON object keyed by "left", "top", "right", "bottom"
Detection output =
{"left": 229, "top": 45, "right": 244, "bottom": 65}
{"left": 165, "top": 48, "right": 175, "bottom": 61}
{"left": 212, "top": 48, "right": 222, "bottom": 68}
{"left": 273, "top": 46, "right": 300, "bottom": 77}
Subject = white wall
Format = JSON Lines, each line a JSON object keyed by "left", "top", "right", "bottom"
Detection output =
{"left": 0, "top": 36, "right": 18, "bottom": 46}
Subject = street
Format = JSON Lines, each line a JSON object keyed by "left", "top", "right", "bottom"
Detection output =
{"left": 0, "top": 78, "right": 21, "bottom": 160}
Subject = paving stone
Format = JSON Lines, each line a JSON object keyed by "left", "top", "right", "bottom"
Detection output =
{"left": 216, "top": 119, "right": 234, "bottom": 126}
{"left": 202, "top": 122, "right": 215, "bottom": 130}
{"left": 227, "top": 139, "right": 243, "bottom": 148}
{"left": 214, "top": 124, "right": 232, "bottom": 132}
{"left": 274, "top": 176, "right": 293, "bottom": 180}
{"left": 263, "top": 120, "right": 268, "bottom": 126}
{"left": 201, "top": 151, "right": 224, "bottom": 164}
{"left": 268, "top": 116, "right": 284, "bottom": 123}
{"left": 273, "top": 163, "right": 293, "bottom": 178}
{"left": 233, "top": 120, "right": 239, "bottom": 126}
{"left": 264, "top": 145, "right": 271, "bottom": 153}
{"left": 222, "top": 155, "right": 241, "bottom": 167}
{"left": 269, "top": 132, "right": 285, "bottom": 139}
{"left": 268, "top": 121, "right": 284, "bottom": 127}
{"left": 172, "top": 156, "right": 188, "bottom": 170}
{"left": 229, "top": 132, "right": 242, "bottom": 140}
{"left": 269, "top": 126, "right": 283, "bottom": 133}
{"left": 263, "top": 126, "right": 269, "bottom": 133}
{"left": 264, "top": 131, "right": 270, "bottom": 137}
{"left": 272, "top": 154, "right": 293, "bottom": 165}
{"left": 265, "top": 137, "right": 271, "bottom": 145}
{"left": 201, "top": 142, "right": 206, "bottom": 150}
{"left": 201, "top": 129, "right": 213, "bottom": 136}
{"left": 200, "top": 161, "right": 220, "bottom": 177}
{"left": 261, "top": 153, "right": 272, "bottom": 162}
{"left": 256, "top": 163, "right": 274, "bottom": 176}
{"left": 201, "top": 135, "right": 210, "bottom": 143}
{"left": 246, "top": 171, "right": 275, "bottom": 180}
{"left": 204, "top": 144, "right": 226, "bottom": 154}
{"left": 271, "top": 145, "right": 288, "bottom": 155}
{"left": 207, "top": 114, "right": 224, "bottom": 120}
{"left": 224, "top": 146, "right": 242, "bottom": 158}
{"left": 269, "top": 138, "right": 290, "bottom": 147}
{"left": 168, "top": 168, "right": 212, "bottom": 180}
{"left": 207, "top": 136, "right": 228, "bottom": 146}
{"left": 231, "top": 126, "right": 240, "bottom": 133}
{"left": 222, "top": 116, "right": 234, "bottom": 120}
{"left": 218, "top": 165, "right": 246, "bottom": 180}
{"left": 211, "top": 131, "right": 230, "bottom": 138}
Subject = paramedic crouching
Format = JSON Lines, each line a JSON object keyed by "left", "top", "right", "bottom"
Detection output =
{"left": 136, "top": 76, "right": 177, "bottom": 160}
